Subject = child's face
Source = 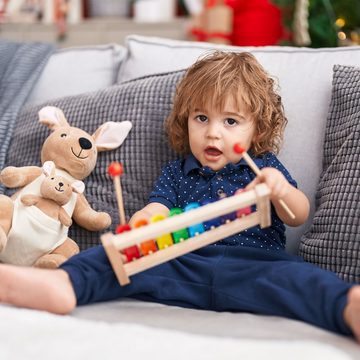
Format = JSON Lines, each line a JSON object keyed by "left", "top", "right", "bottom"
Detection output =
{"left": 188, "top": 96, "right": 255, "bottom": 171}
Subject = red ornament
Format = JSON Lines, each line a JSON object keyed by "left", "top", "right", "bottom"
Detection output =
{"left": 108, "top": 162, "right": 123, "bottom": 177}
{"left": 226, "top": 0, "right": 285, "bottom": 46}
{"left": 233, "top": 143, "right": 245, "bottom": 154}
{"left": 192, "top": 0, "right": 286, "bottom": 46}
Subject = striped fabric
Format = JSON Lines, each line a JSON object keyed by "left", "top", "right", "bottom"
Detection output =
{"left": 0, "top": 41, "right": 55, "bottom": 190}
{"left": 5, "top": 71, "right": 183, "bottom": 249}
{"left": 299, "top": 65, "right": 360, "bottom": 283}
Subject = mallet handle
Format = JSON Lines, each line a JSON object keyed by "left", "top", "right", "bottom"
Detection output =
{"left": 114, "top": 176, "right": 126, "bottom": 225}
{"left": 242, "top": 152, "right": 296, "bottom": 220}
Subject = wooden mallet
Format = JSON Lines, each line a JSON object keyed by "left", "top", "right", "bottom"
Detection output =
{"left": 108, "top": 162, "right": 141, "bottom": 262}
{"left": 108, "top": 162, "right": 126, "bottom": 226}
{"left": 233, "top": 144, "right": 296, "bottom": 220}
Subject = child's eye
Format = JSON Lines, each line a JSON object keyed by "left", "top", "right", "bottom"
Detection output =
{"left": 225, "top": 118, "right": 238, "bottom": 126}
{"left": 196, "top": 115, "right": 208, "bottom": 123}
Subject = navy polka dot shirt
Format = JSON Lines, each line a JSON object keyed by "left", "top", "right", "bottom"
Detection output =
{"left": 148, "top": 152, "right": 297, "bottom": 250}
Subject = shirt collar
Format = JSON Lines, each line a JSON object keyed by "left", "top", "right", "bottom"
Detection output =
{"left": 183, "top": 152, "right": 266, "bottom": 177}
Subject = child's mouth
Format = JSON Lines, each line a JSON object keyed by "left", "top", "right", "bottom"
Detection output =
{"left": 204, "top": 146, "right": 222, "bottom": 159}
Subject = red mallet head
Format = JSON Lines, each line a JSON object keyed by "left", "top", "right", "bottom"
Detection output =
{"left": 108, "top": 162, "right": 123, "bottom": 177}
{"left": 233, "top": 143, "right": 245, "bottom": 154}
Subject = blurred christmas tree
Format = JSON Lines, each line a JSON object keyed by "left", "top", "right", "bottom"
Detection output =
{"left": 302, "top": 0, "right": 360, "bottom": 47}
{"left": 307, "top": 0, "right": 337, "bottom": 47}
{"left": 332, "top": 0, "right": 360, "bottom": 46}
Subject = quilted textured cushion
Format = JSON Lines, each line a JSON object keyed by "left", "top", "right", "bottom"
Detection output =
{"left": 3, "top": 71, "right": 183, "bottom": 249}
{"left": 299, "top": 65, "right": 360, "bottom": 283}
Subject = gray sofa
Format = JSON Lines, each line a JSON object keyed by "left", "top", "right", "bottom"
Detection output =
{"left": 1, "top": 35, "right": 360, "bottom": 359}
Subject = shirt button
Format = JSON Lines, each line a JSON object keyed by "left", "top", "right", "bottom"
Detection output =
{"left": 217, "top": 188, "right": 225, "bottom": 197}
{"left": 217, "top": 175, "right": 223, "bottom": 181}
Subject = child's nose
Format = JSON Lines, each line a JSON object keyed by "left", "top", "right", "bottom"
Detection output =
{"left": 206, "top": 123, "right": 221, "bottom": 139}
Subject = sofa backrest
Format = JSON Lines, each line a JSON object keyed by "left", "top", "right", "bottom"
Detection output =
{"left": 117, "top": 36, "right": 360, "bottom": 253}
{"left": 25, "top": 35, "right": 360, "bottom": 254}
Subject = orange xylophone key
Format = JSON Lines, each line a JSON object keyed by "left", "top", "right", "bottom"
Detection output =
{"left": 133, "top": 219, "right": 158, "bottom": 256}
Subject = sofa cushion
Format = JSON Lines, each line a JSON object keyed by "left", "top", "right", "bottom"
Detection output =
{"left": 5, "top": 71, "right": 181, "bottom": 250}
{"left": 0, "top": 41, "right": 55, "bottom": 184}
{"left": 27, "top": 44, "right": 127, "bottom": 106}
{"left": 299, "top": 65, "right": 360, "bottom": 282}
{"left": 118, "top": 35, "right": 360, "bottom": 254}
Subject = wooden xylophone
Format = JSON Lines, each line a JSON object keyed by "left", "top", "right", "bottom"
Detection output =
{"left": 101, "top": 183, "right": 271, "bottom": 286}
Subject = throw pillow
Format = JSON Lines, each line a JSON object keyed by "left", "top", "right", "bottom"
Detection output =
{"left": 3, "top": 71, "right": 184, "bottom": 249}
{"left": 299, "top": 64, "right": 360, "bottom": 283}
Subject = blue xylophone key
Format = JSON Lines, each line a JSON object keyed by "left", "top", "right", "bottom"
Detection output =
{"left": 184, "top": 202, "right": 205, "bottom": 237}
{"left": 217, "top": 193, "right": 237, "bottom": 223}
{"left": 200, "top": 199, "right": 222, "bottom": 230}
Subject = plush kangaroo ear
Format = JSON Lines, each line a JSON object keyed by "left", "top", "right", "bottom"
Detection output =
{"left": 92, "top": 121, "right": 132, "bottom": 152}
{"left": 42, "top": 161, "right": 56, "bottom": 177}
{"left": 38, "top": 106, "right": 70, "bottom": 131}
{"left": 71, "top": 180, "right": 85, "bottom": 194}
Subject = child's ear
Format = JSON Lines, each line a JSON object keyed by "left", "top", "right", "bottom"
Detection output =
{"left": 38, "top": 106, "right": 70, "bottom": 131}
{"left": 71, "top": 180, "right": 85, "bottom": 194}
{"left": 42, "top": 161, "right": 56, "bottom": 177}
{"left": 92, "top": 121, "right": 132, "bottom": 152}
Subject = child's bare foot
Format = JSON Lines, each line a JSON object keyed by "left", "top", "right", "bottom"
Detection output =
{"left": 344, "top": 286, "right": 360, "bottom": 342}
{"left": 0, "top": 264, "right": 76, "bottom": 314}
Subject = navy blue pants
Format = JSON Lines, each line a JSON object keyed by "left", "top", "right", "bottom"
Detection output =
{"left": 60, "top": 244, "right": 353, "bottom": 336}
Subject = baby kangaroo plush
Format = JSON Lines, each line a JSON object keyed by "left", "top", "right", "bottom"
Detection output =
{"left": 21, "top": 161, "right": 85, "bottom": 227}
{"left": 0, "top": 106, "right": 132, "bottom": 268}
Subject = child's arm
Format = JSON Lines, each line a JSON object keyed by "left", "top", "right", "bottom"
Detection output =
{"left": 129, "top": 202, "right": 170, "bottom": 226}
{"left": 245, "top": 167, "right": 310, "bottom": 227}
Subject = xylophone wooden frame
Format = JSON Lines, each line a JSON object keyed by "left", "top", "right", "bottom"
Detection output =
{"left": 101, "top": 183, "right": 271, "bottom": 286}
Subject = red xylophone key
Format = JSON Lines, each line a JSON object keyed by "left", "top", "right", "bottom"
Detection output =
{"left": 116, "top": 224, "right": 141, "bottom": 262}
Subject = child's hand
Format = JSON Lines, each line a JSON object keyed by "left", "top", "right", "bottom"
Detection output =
{"left": 245, "top": 167, "right": 292, "bottom": 201}
{"left": 245, "top": 168, "right": 309, "bottom": 227}
{"left": 129, "top": 202, "right": 169, "bottom": 227}
{"left": 128, "top": 209, "right": 152, "bottom": 227}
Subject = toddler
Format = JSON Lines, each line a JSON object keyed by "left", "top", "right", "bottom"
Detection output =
{"left": 1, "top": 51, "right": 360, "bottom": 341}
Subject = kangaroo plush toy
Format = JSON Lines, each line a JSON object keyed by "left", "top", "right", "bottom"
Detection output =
{"left": 0, "top": 106, "right": 132, "bottom": 268}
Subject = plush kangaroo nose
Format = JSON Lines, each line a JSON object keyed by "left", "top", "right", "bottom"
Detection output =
{"left": 79, "top": 137, "right": 92, "bottom": 150}
{"left": 59, "top": 182, "right": 64, "bottom": 187}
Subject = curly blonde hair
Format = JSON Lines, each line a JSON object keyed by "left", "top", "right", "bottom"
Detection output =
{"left": 165, "top": 51, "right": 287, "bottom": 156}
